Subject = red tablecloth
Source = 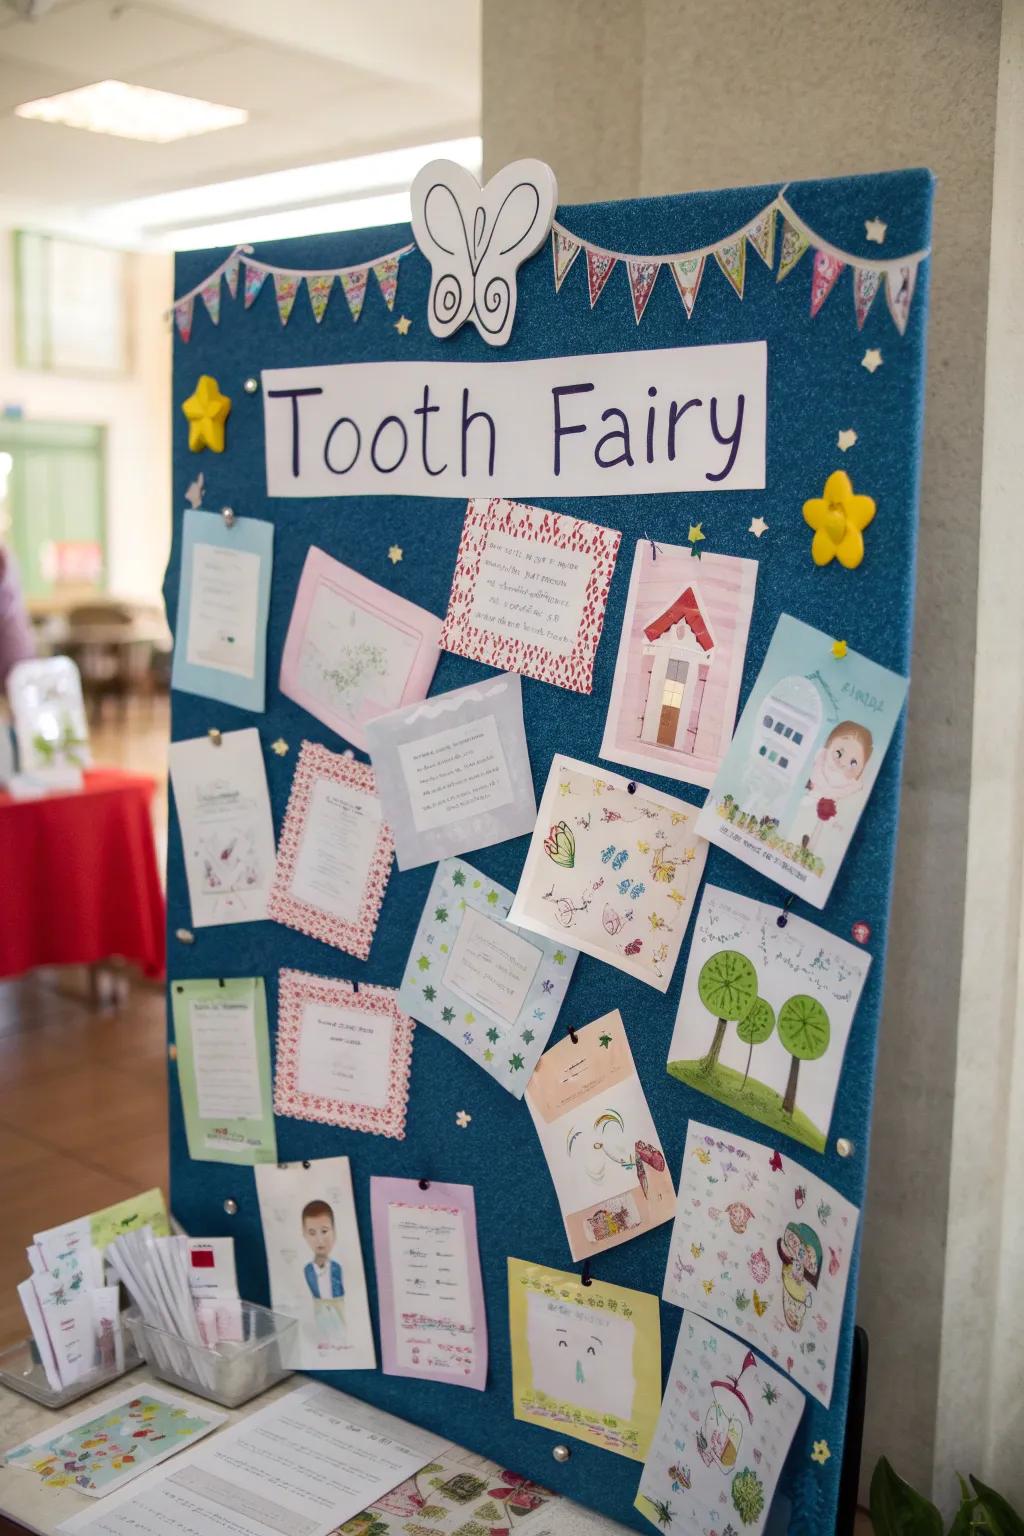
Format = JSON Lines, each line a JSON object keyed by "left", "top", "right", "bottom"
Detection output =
{"left": 0, "top": 767, "right": 165, "bottom": 980}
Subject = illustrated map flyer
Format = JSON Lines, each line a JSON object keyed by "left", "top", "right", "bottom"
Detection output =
{"left": 273, "top": 971, "right": 414, "bottom": 1140}
{"left": 172, "top": 508, "right": 273, "bottom": 712}
{"left": 508, "top": 754, "right": 707, "bottom": 992}
{"left": 525, "top": 1010, "right": 675, "bottom": 1261}
{"left": 508, "top": 1257, "right": 661, "bottom": 1461}
{"left": 171, "top": 976, "right": 277, "bottom": 1164}
{"left": 695, "top": 614, "right": 908, "bottom": 907}
{"left": 398, "top": 857, "right": 578, "bottom": 1098}
{"left": 365, "top": 672, "right": 536, "bottom": 871}
{"left": 371, "top": 1177, "right": 487, "bottom": 1390}
{"left": 663, "top": 1120, "right": 859, "bottom": 1407}
{"left": 255, "top": 1158, "right": 376, "bottom": 1370}
{"left": 667, "top": 885, "right": 871, "bottom": 1152}
{"left": 601, "top": 541, "right": 758, "bottom": 790}
{"left": 169, "top": 727, "right": 277, "bottom": 927}
{"left": 440, "top": 497, "right": 621, "bottom": 694}
{"left": 635, "top": 1314, "right": 804, "bottom": 1536}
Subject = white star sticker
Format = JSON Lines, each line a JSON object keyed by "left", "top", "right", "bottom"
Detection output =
{"left": 865, "top": 218, "right": 887, "bottom": 244}
{"left": 749, "top": 516, "right": 769, "bottom": 538}
{"left": 861, "top": 349, "right": 883, "bottom": 374}
{"left": 837, "top": 429, "right": 858, "bottom": 452}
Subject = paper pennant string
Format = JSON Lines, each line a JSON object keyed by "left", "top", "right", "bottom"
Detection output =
{"left": 199, "top": 278, "right": 221, "bottom": 326}
{"left": 224, "top": 254, "right": 240, "bottom": 301}
{"left": 853, "top": 266, "right": 882, "bottom": 330}
{"left": 373, "top": 256, "right": 400, "bottom": 311}
{"left": 777, "top": 216, "right": 810, "bottom": 282}
{"left": 626, "top": 259, "right": 659, "bottom": 323}
{"left": 339, "top": 267, "right": 368, "bottom": 322}
{"left": 273, "top": 272, "right": 300, "bottom": 325}
{"left": 243, "top": 262, "right": 267, "bottom": 309}
{"left": 307, "top": 273, "right": 335, "bottom": 324}
{"left": 714, "top": 237, "right": 746, "bottom": 299}
{"left": 885, "top": 263, "right": 917, "bottom": 335}
{"left": 585, "top": 248, "right": 617, "bottom": 307}
{"left": 746, "top": 205, "right": 776, "bottom": 268}
{"left": 810, "top": 248, "right": 845, "bottom": 316}
{"left": 668, "top": 254, "right": 705, "bottom": 319}
{"left": 552, "top": 229, "right": 582, "bottom": 292}
{"left": 173, "top": 297, "right": 194, "bottom": 343}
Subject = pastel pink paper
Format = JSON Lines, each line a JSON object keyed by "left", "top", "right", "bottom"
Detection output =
{"left": 279, "top": 546, "right": 443, "bottom": 751}
{"left": 370, "top": 1176, "right": 488, "bottom": 1391}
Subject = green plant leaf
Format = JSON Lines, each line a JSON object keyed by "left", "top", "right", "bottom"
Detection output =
{"left": 869, "top": 1457, "right": 943, "bottom": 1536}
{"left": 970, "top": 1476, "right": 1024, "bottom": 1535}
{"left": 948, "top": 1499, "right": 977, "bottom": 1536}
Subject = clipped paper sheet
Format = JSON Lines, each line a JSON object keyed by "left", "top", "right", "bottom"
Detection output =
{"left": 171, "top": 976, "right": 277, "bottom": 1165}
{"left": 169, "top": 727, "right": 276, "bottom": 928}
{"left": 172, "top": 509, "right": 273, "bottom": 712}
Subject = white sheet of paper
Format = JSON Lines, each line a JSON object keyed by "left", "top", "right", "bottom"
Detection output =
{"left": 289, "top": 777, "right": 382, "bottom": 924}
{"left": 296, "top": 1000, "right": 395, "bottom": 1110}
{"left": 189, "top": 996, "right": 263, "bottom": 1121}
{"left": 58, "top": 1382, "right": 447, "bottom": 1536}
{"left": 397, "top": 713, "right": 513, "bottom": 833}
{"left": 186, "top": 542, "right": 260, "bottom": 679}
{"left": 169, "top": 729, "right": 276, "bottom": 927}
{"left": 387, "top": 1204, "right": 473, "bottom": 1352}
{"left": 297, "top": 579, "right": 421, "bottom": 718}
{"left": 467, "top": 531, "right": 595, "bottom": 657}
{"left": 526, "top": 1291, "right": 636, "bottom": 1423}
{"left": 443, "top": 906, "right": 543, "bottom": 1025}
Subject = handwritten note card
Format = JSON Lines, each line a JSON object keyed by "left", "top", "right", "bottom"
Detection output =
{"left": 172, "top": 510, "right": 273, "bottom": 712}
{"left": 171, "top": 978, "right": 277, "bottom": 1165}
{"left": 444, "top": 906, "right": 541, "bottom": 1023}
{"left": 440, "top": 498, "right": 620, "bottom": 693}
{"left": 168, "top": 728, "right": 276, "bottom": 928}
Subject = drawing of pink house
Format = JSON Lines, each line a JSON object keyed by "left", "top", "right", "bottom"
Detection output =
{"left": 640, "top": 584, "right": 716, "bottom": 753}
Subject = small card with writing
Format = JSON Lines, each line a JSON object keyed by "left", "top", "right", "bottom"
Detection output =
{"left": 172, "top": 509, "right": 273, "bottom": 712}
{"left": 171, "top": 977, "right": 277, "bottom": 1165}
{"left": 267, "top": 741, "right": 393, "bottom": 960}
{"left": 371, "top": 1177, "right": 487, "bottom": 1390}
{"left": 440, "top": 497, "right": 621, "bottom": 694}
{"left": 364, "top": 672, "right": 535, "bottom": 870}
{"left": 398, "top": 857, "right": 578, "bottom": 1097}
{"left": 169, "top": 727, "right": 276, "bottom": 928}
{"left": 274, "top": 970, "right": 414, "bottom": 1140}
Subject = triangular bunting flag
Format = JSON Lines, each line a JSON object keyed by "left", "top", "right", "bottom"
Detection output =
{"left": 224, "top": 254, "right": 240, "bottom": 301}
{"left": 307, "top": 273, "right": 335, "bottom": 325}
{"left": 746, "top": 206, "right": 776, "bottom": 269}
{"left": 552, "top": 229, "right": 582, "bottom": 292}
{"left": 885, "top": 264, "right": 917, "bottom": 335}
{"left": 273, "top": 273, "right": 300, "bottom": 325}
{"left": 243, "top": 262, "right": 267, "bottom": 309}
{"left": 810, "top": 249, "right": 845, "bottom": 317}
{"left": 585, "top": 249, "right": 617, "bottom": 308}
{"left": 714, "top": 238, "right": 746, "bottom": 299}
{"left": 173, "top": 297, "right": 193, "bottom": 343}
{"left": 199, "top": 278, "right": 221, "bottom": 326}
{"left": 627, "top": 259, "right": 660, "bottom": 323}
{"left": 669, "top": 255, "right": 705, "bottom": 319}
{"left": 853, "top": 267, "right": 882, "bottom": 330}
{"left": 373, "top": 256, "right": 400, "bottom": 311}
{"left": 776, "top": 217, "right": 810, "bottom": 282}
{"left": 339, "top": 268, "right": 368, "bottom": 323}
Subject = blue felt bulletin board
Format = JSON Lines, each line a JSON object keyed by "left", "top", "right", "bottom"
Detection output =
{"left": 167, "top": 167, "right": 932, "bottom": 1534}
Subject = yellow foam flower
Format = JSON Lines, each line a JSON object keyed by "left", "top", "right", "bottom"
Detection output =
{"left": 802, "top": 470, "right": 875, "bottom": 569}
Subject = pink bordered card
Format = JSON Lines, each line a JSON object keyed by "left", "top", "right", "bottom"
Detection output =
{"left": 440, "top": 497, "right": 621, "bottom": 694}
{"left": 267, "top": 740, "right": 393, "bottom": 960}
{"left": 279, "top": 546, "right": 443, "bottom": 751}
{"left": 274, "top": 970, "right": 414, "bottom": 1140}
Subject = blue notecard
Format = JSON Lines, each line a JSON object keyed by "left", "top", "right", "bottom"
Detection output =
{"left": 171, "top": 509, "right": 273, "bottom": 712}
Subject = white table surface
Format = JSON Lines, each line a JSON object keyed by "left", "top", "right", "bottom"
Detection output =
{"left": 0, "top": 1365, "right": 635, "bottom": 1536}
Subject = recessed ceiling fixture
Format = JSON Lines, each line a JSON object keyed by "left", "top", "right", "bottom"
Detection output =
{"left": 14, "top": 80, "right": 248, "bottom": 144}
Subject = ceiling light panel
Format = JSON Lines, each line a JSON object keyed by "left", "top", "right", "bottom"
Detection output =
{"left": 14, "top": 80, "right": 248, "bottom": 144}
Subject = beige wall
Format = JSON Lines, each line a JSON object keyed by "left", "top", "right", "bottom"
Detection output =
{"left": 483, "top": 0, "right": 1003, "bottom": 1499}
{"left": 0, "top": 233, "right": 174, "bottom": 608}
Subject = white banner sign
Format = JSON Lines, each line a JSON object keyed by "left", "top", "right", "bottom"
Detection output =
{"left": 262, "top": 342, "right": 766, "bottom": 499}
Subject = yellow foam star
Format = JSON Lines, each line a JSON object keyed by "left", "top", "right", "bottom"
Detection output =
{"left": 811, "top": 1440, "right": 831, "bottom": 1465}
{"left": 388, "top": 544, "right": 403, "bottom": 565}
{"left": 803, "top": 470, "right": 876, "bottom": 569}
{"left": 270, "top": 738, "right": 289, "bottom": 756}
{"left": 181, "top": 374, "right": 231, "bottom": 453}
{"left": 394, "top": 315, "right": 412, "bottom": 335}
{"left": 832, "top": 639, "right": 848, "bottom": 659}
{"left": 688, "top": 523, "right": 705, "bottom": 545}
{"left": 861, "top": 348, "right": 883, "bottom": 374}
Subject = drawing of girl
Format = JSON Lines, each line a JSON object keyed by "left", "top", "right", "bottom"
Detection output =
{"left": 777, "top": 1221, "right": 822, "bottom": 1333}
{"left": 795, "top": 721, "right": 873, "bottom": 853}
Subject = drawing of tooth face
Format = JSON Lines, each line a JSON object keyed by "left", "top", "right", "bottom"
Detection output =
{"left": 568, "top": 1109, "right": 633, "bottom": 1186}
{"left": 527, "top": 1294, "right": 636, "bottom": 1422}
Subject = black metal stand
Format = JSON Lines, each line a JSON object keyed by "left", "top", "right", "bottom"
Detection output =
{"left": 836, "top": 1326, "right": 869, "bottom": 1536}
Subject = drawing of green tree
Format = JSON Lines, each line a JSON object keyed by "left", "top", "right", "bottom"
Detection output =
{"left": 698, "top": 950, "right": 758, "bottom": 1074}
{"left": 777, "top": 994, "right": 831, "bottom": 1117}
{"left": 736, "top": 997, "right": 775, "bottom": 1090}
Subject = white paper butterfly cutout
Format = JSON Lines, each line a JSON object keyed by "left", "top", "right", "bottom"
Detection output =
{"left": 411, "top": 158, "right": 558, "bottom": 347}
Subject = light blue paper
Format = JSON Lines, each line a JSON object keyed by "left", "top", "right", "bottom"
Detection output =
{"left": 398, "top": 857, "right": 579, "bottom": 1098}
{"left": 171, "top": 509, "right": 273, "bottom": 712}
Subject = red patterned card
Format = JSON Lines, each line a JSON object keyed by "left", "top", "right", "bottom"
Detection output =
{"left": 267, "top": 741, "right": 393, "bottom": 960}
{"left": 273, "top": 970, "right": 414, "bottom": 1139}
{"left": 440, "top": 497, "right": 621, "bottom": 694}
